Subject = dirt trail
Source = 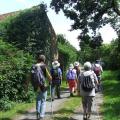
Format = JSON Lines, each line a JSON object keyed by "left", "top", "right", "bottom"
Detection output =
{"left": 14, "top": 89, "right": 70, "bottom": 120}
{"left": 14, "top": 89, "right": 103, "bottom": 120}
{"left": 70, "top": 92, "right": 103, "bottom": 120}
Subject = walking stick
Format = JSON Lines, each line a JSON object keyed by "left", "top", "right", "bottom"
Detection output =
{"left": 50, "top": 84, "right": 53, "bottom": 117}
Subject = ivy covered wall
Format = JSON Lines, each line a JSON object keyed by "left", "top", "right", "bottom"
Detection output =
{"left": 0, "top": 4, "right": 58, "bottom": 63}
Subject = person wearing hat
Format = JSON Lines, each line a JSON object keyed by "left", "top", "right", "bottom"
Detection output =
{"left": 66, "top": 64, "right": 78, "bottom": 97}
{"left": 50, "top": 60, "right": 62, "bottom": 101}
{"left": 74, "top": 61, "right": 81, "bottom": 77}
{"left": 74, "top": 61, "right": 81, "bottom": 96}
{"left": 78, "top": 61, "right": 98, "bottom": 120}
{"left": 93, "top": 60, "right": 103, "bottom": 92}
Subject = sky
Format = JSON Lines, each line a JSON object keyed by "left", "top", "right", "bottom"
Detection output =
{"left": 0, "top": 0, "right": 118, "bottom": 50}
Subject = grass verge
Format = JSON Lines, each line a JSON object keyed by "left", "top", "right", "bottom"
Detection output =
{"left": 0, "top": 81, "right": 80, "bottom": 120}
{"left": 102, "top": 70, "right": 120, "bottom": 120}
{"left": 0, "top": 102, "right": 35, "bottom": 120}
{"left": 52, "top": 96, "right": 81, "bottom": 120}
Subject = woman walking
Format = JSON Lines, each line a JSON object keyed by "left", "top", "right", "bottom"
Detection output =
{"left": 78, "top": 62, "right": 98, "bottom": 120}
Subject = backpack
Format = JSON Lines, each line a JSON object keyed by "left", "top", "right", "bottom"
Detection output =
{"left": 66, "top": 69, "right": 76, "bottom": 80}
{"left": 52, "top": 68, "right": 59, "bottom": 80}
{"left": 31, "top": 64, "right": 45, "bottom": 92}
{"left": 93, "top": 65, "right": 101, "bottom": 76}
{"left": 81, "top": 74, "right": 94, "bottom": 92}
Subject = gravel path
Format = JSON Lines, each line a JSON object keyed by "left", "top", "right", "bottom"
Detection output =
{"left": 14, "top": 89, "right": 103, "bottom": 120}
{"left": 70, "top": 92, "right": 103, "bottom": 120}
{"left": 14, "top": 88, "right": 70, "bottom": 120}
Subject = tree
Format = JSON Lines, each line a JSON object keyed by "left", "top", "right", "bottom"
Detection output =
{"left": 50, "top": 0, "right": 120, "bottom": 48}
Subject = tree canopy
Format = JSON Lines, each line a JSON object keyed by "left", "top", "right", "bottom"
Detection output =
{"left": 50, "top": 0, "right": 120, "bottom": 49}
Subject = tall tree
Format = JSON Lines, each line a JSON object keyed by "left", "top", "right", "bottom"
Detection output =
{"left": 50, "top": 0, "right": 120, "bottom": 49}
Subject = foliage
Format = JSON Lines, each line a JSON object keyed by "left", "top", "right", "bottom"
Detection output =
{"left": 57, "top": 34, "right": 78, "bottom": 74}
{"left": 102, "top": 71, "right": 120, "bottom": 120}
{"left": 78, "top": 36, "right": 120, "bottom": 70}
{"left": 50, "top": 0, "right": 120, "bottom": 48}
{"left": 0, "top": 4, "right": 54, "bottom": 62}
{"left": 78, "top": 44, "right": 101, "bottom": 64}
{"left": 99, "top": 38, "right": 120, "bottom": 70}
{"left": 0, "top": 39, "right": 35, "bottom": 111}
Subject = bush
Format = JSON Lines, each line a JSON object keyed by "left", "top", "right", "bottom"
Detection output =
{"left": 0, "top": 97, "right": 15, "bottom": 111}
{"left": 0, "top": 39, "right": 35, "bottom": 110}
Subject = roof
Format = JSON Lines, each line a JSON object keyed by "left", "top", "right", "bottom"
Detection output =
{"left": 0, "top": 11, "right": 18, "bottom": 21}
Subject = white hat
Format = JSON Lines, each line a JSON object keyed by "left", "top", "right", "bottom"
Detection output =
{"left": 52, "top": 60, "right": 60, "bottom": 68}
{"left": 74, "top": 61, "right": 79, "bottom": 67}
{"left": 69, "top": 64, "right": 74, "bottom": 69}
{"left": 84, "top": 62, "right": 92, "bottom": 70}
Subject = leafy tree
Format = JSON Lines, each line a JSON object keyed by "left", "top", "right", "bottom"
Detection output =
{"left": 57, "top": 34, "right": 78, "bottom": 72}
{"left": 50, "top": 0, "right": 119, "bottom": 48}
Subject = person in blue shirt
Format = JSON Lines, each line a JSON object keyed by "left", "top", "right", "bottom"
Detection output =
{"left": 50, "top": 60, "right": 62, "bottom": 101}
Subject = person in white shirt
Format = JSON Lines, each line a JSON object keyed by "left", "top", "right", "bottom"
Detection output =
{"left": 78, "top": 62, "right": 98, "bottom": 120}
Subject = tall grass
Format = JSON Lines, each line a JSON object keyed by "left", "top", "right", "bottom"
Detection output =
{"left": 102, "top": 71, "right": 120, "bottom": 120}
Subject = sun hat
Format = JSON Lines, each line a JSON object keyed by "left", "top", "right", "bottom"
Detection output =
{"left": 84, "top": 62, "right": 92, "bottom": 70}
{"left": 69, "top": 64, "right": 74, "bottom": 69}
{"left": 74, "top": 61, "right": 79, "bottom": 67}
{"left": 52, "top": 60, "right": 60, "bottom": 68}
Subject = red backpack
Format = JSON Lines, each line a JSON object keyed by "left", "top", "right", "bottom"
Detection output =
{"left": 94, "top": 66, "right": 101, "bottom": 76}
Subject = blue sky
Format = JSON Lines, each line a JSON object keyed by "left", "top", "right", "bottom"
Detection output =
{"left": 0, "top": 0, "right": 118, "bottom": 50}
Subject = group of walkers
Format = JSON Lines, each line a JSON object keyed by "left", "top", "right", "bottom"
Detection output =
{"left": 29, "top": 54, "right": 103, "bottom": 120}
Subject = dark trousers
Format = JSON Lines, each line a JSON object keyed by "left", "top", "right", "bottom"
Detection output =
{"left": 51, "top": 83, "right": 61, "bottom": 99}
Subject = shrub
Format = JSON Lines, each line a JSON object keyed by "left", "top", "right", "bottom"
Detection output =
{"left": 0, "top": 39, "right": 35, "bottom": 110}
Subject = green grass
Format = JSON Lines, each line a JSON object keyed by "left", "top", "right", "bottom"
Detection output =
{"left": 0, "top": 102, "right": 35, "bottom": 120}
{"left": 102, "top": 71, "right": 120, "bottom": 120}
{"left": 0, "top": 80, "right": 80, "bottom": 120}
{"left": 52, "top": 96, "right": 81, "bottom": 120}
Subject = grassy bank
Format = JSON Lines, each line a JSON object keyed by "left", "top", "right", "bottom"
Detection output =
{"left": 0, "top": 80, "right": 81, "bottom": 120}
{"left": 0, "top": 102, "right": 35, "bottom": 120}
{"left": 102, "top": 71, "right": 120, "bottom": 120}
{"left": 52, "top": 96, "right": 81, "bottom": 120}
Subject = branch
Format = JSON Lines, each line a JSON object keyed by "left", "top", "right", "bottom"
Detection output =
{"left": 112, "top": 0, "right": 120, "bottom": 15}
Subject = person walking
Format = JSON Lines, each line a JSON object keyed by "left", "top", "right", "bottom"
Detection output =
{"left": 50, "top": 60, "right": 62, "bottom": 101}
{"left": 78, "top": 62, "right": 98, "bottom": 120}
{"left": 74, "top": 61, "right": 81, "bottom": 78}
{"left": 66, "top": 64, "right": 78, "bottom": 97}
{"left": 93, "top": 60, "right": 103, "bottom": 91}
{"left": 74, "top": 61, "right": 81, "bottom": 96}
{"left": 30, "top": 54, "right": 52, "bottom": 120}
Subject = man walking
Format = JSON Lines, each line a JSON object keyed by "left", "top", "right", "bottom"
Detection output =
{"left": 50, "top": 60, "right": 62, "bottom": 101}
{"left": 31, "top": 54, "right": 52, "bottom": 120}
